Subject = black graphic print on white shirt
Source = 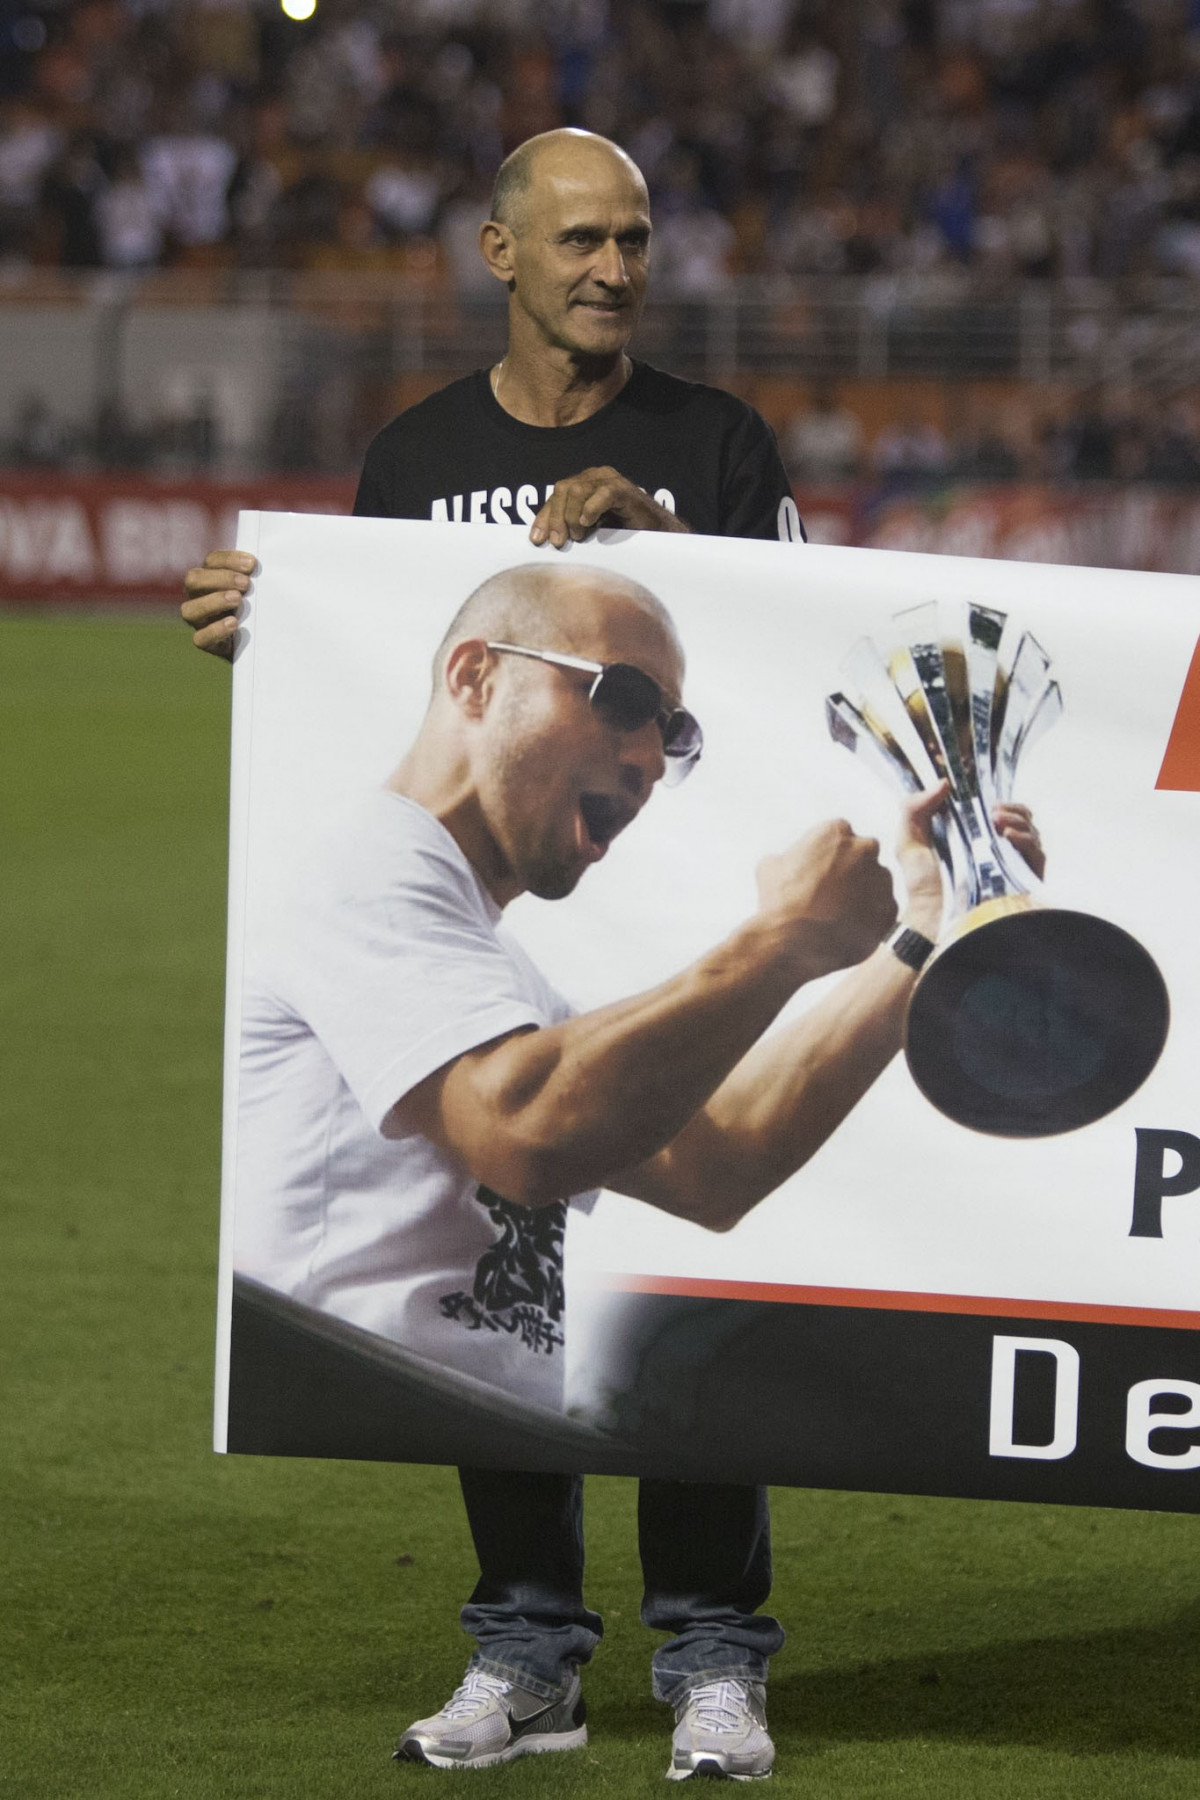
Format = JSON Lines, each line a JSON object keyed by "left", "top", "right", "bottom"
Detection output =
{"left": 439, "top": 1186, "right": 566, "bottom": 1356}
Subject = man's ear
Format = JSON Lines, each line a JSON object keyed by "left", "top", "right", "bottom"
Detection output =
{"left": 443, "top": 638, "right": 494, "bottom": 718}
{"left": 479, "top": 219, "right": 517, "bottom": 288}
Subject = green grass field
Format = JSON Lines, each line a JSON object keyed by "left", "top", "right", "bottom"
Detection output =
{"left": 4, "top": 614, "right": 1200, "bottom": 1799}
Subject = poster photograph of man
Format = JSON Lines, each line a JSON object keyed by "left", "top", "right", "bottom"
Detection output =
{"left": 217, "top": 512, "right": 1200, "bottom": 1515}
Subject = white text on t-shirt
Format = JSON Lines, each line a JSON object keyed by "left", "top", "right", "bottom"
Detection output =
{"left": 430, "top": 484, "right": 678, "bottom": 525}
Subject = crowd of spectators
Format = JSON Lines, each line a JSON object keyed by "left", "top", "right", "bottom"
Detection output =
{"left": 780, "top": 382, "right": 1200, "bottom": 481}
{"left": 7, "top": 0, "right": 1200, "bottom": 482}
{"left": 4, "top": 0, "right": 1200, "bottom": 286}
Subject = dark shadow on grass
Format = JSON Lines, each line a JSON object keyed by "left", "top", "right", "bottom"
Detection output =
{"left": 761, "top": 1606, "right": 1200, "bottom": 1758}
{"left": 569, "top": 1607, "right": 1200, "bottom": 1761}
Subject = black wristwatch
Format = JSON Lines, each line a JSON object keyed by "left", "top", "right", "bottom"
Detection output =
{"left": 888, "top": 925, "right": 936, "bottom": 972}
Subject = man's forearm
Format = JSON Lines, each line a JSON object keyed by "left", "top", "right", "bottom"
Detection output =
{"left": 616, "top": 939, "right": 917, "bottom": 1228}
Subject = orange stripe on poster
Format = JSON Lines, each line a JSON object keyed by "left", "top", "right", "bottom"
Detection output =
{"left": 603, "top": 1273, "right": 1200, "bottom": 1331}
{"left": 1157, "top": 636, "right": 1200, "bottom": 791}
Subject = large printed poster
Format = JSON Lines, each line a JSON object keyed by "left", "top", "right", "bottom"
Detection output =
{"left": 215, "top": 513, "right": 1200, "bottom": 1512}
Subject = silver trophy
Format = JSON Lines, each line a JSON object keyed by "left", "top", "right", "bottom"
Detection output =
{"left": 826, "top": 601, "right": 1168, "bottom": 1137}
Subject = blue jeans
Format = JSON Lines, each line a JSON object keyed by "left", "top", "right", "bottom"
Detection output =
{"left": 458, "top": 1468, "right": 784, "bottom": 1706}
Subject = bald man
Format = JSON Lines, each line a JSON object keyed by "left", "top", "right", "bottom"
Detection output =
{"left": 187, "top": 130, "right": 812, "bottom": 1783}
{"left": 182, "top": 128, "right": 803, "bottom": 655}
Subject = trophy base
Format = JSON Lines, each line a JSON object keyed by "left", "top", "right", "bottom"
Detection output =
{"left": 904, "top": 907, "right": 1169, "bottom": 1137}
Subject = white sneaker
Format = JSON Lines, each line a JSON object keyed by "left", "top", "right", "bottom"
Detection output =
{"left": 667, "top": 1678, "right": 774, "bottom": 1781}
{"left": 393, "top": 1667, "right": 587, "bottom": 1770}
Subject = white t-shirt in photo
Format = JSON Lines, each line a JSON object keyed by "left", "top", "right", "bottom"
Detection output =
{"left": 233, "top": 791, "right": 595, "bottom": 1412}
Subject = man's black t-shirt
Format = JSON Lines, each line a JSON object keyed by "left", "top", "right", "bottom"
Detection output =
{"left": 353, "top": 361, "right": 805, "bottom": 542}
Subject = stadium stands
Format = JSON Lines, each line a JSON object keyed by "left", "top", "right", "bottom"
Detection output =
{"left": 5, "top": 0, "right": 1200, "bottom": 283}
{"left": 3, "top": 0, "right": 1200, "bottom": 563}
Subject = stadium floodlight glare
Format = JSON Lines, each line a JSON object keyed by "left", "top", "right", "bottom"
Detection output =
{"left": 281, "top": 0, "right": 317, "bottom": 19}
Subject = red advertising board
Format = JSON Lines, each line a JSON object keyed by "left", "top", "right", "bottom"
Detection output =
{"left": 799, "top": 481, "right": 1200, "bottom": 574}
{"left": 0, "top": 474, "right": 357, "bottom": 605}
{"left": 4, "top": 474, "right": 1200, "bottom": 603}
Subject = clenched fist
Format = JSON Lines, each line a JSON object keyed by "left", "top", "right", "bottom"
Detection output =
{"left": 756, "top": 819, "right": 898, "bottom": 978}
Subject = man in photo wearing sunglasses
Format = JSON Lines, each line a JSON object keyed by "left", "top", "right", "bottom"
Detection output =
{"left": 236, "top": 561, "right": 726, "bottom": 1425}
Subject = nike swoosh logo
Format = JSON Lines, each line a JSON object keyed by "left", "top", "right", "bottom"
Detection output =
{"left": 506, "top": 1700, "right": 563, "bottom": 1741}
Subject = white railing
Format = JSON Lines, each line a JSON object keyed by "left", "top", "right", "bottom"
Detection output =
{"left": 2, "top": 269, "right": 1199, "bottom": 472}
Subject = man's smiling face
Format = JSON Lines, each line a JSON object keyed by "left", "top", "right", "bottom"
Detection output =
{"left": 505, "top": 142, "right": 652, "bottom": 361}
{"left": 476, "top": 577, "right": 685, "bottom": 902}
